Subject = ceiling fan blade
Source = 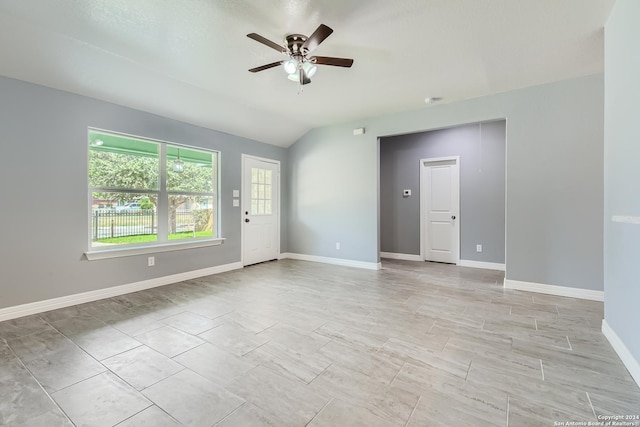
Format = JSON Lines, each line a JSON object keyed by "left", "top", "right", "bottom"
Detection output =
{"left": 313, "top": 56, "right": 354, "bottom": 68}
{"left": 300, "top": 68, "right": 311, "bottom": 85}
{"left": 248, "top": 61, "right": 283, "bottom": 73}
{"left": 247, "top": 33, "right": 285, "bottom": 53}
{"left": 301, "top": 24, "right": 333, "bottom": 53}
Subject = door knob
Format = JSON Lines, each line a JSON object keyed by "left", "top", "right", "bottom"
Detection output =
{"left": 245, "top": 218, "right": 250, "bottom": 223}
{"left": 451, "top": 215, "right": 456, "bottom": 220}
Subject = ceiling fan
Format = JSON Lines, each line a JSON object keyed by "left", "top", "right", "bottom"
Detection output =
{"left": 247, "top": 24, "right": 354, "bottom": 86}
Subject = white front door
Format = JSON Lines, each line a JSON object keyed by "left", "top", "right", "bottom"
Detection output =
{"left": 242, "top": 155, "right": 280, "bottom": 266}
{"left": 421, "top": 157, "right": 459, "bottom": 264}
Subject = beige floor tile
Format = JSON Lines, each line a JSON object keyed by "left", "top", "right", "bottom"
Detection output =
{"left": 227, "top": 365, "right": 329, "bottom": 426}
{"left": 143, "top": 369, "right": 244, "bottom": 426}
{"left": 242, "top": 340, "right": 331, "bottom": 384}
{"left": 307, "top": 398, "right": 391, "bottom": 427}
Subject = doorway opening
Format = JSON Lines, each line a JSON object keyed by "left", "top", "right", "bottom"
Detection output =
{"left": 379, "top": 120, "right": 506, "bottom": 271}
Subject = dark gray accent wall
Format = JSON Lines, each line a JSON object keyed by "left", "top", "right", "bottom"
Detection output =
{"left": 604, "top": 0, "right": 640, "bottom": 377}
{"left": 380, "top": 121, "right": 505, "bottom": 263}
{"left": 0, "top": 76, "right": 288, "bottom": 309}
{"left": 288, "top": 74, "right": 603, "bottom": 291}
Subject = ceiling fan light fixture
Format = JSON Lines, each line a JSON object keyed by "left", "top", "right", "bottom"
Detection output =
{"left": 287, "top": 72, "right": 300, "bottom": 82}
{"left": 302, "top": 61, "right": 317, "bottom": 78}
{"left": 283, "top": 59, "right": 298, "bottom": 74}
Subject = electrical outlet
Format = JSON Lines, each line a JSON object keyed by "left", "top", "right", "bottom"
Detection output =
{"left": 148, "top": 256, "right": 155, "bottom": 267}
{"left": 336, "top": 242, "right": 341, "bottom": 250}
{"left": 476, "top": 244, "right": 482, "bottom": 253}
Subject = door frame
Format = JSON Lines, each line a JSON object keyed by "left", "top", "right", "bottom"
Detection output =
{"left": 240, "top": 154, "right": 281, "bottom": 266}
{"left": 419, "top": 156, "right": 460, "bottom": 264}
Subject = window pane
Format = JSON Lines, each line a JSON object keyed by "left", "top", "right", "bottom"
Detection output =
{"left": 91, "top": 192, "right": 157, "bottom": 247}
{"left": 265, "top": 170, "right": 272, "bottom": 185}
{"left": 251, "top": 199, "right": 258, "bottom": 214}
{"left": 251, "top": 168, "right": 258, "bottom": 183}
{"left": 168, "top": 195, "right": 215, "bottom": 240}
{"left": 89, "top": 131, "right": 159, "bottom": 190}
{"left": 167, "top": 146, "right": 215, "bottom": 192}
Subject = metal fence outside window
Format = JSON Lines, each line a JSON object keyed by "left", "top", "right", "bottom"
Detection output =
{"left": 92, "top": 210, "right": 197, "bottom": 240}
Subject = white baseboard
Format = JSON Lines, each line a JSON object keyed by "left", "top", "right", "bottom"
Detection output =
{"left": 458, "top": 259, "right": 506, "bottom": 271}
{"left": 503, "top": 278, "right": 604, "bottom": 301}
{"left": 380, "top": 252, "right": 422, "bottom": 262}
{"left": 0, "top": 262, "right": 243, "bottom": 322}
{"left": 280, "top": 253, "right": 381, "bottom": 270}
{"left": 602, "top": 319, "right": 640, "bottom": 387}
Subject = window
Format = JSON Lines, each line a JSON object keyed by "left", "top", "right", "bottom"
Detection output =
{"left": 88, "top": 129, "right": 219, "bottom": 250}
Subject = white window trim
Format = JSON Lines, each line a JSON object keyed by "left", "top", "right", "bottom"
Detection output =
{"left": 85, "top": 238, "right": 225, "bottom": 260}
{"left": 87, "top": 128, "right": 221, "bottom": 257}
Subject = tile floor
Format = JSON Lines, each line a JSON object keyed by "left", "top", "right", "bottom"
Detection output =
{"left": 0, "top": 259, "right": 639, "bottom": 426}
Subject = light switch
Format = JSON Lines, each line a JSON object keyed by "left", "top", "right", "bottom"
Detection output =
{"left": 403, "top": 189, "right": 411, "bottom": 197}
{"left": 233, "top": 199, "right": 239, "bottom": 207}
{"left": 232, "top": 190, "right": 240, "bottom": 198}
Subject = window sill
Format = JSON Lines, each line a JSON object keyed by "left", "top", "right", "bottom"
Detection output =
{"left": 85, "top": 238, "right": 225, "bottom": 261}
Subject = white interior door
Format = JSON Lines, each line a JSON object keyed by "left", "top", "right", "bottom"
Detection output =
{"left": 242, "top": 156, "right": 280, "bottom": 266}
{"left": 421, "top": 158, "right": 459, "bottom": 264}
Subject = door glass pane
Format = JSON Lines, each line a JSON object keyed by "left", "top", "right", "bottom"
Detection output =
{"left": 250, "top": 167, "right": 274, "bottom": 216}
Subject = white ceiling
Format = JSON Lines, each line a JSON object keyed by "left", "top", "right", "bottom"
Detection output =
{"left": 0, "top": 0, "right": 614, "bottom": 147}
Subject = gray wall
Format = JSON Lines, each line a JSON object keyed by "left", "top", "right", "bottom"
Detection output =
{"left": 604, "top": 0, "right": 640, "bottom": 373}
{"left": 288, "top": 74, "right": 603, "bottom": 291}
{"left": 0, "top": 76, "right": 288, "bottom": 309}
{"left": 380, "top": 121, "right": 505, "bottom": 263}
{"left": 287, "top": 126, "right": 378, "bottom": 262}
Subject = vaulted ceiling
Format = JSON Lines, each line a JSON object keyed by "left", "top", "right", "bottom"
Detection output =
{"left": 0, "top": 0, "right": 614, "bottom": 147}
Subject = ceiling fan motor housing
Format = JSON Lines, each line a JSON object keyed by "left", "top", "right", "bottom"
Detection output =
{"left": 285, "top": 34, "right": 308, "bottom": 58}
